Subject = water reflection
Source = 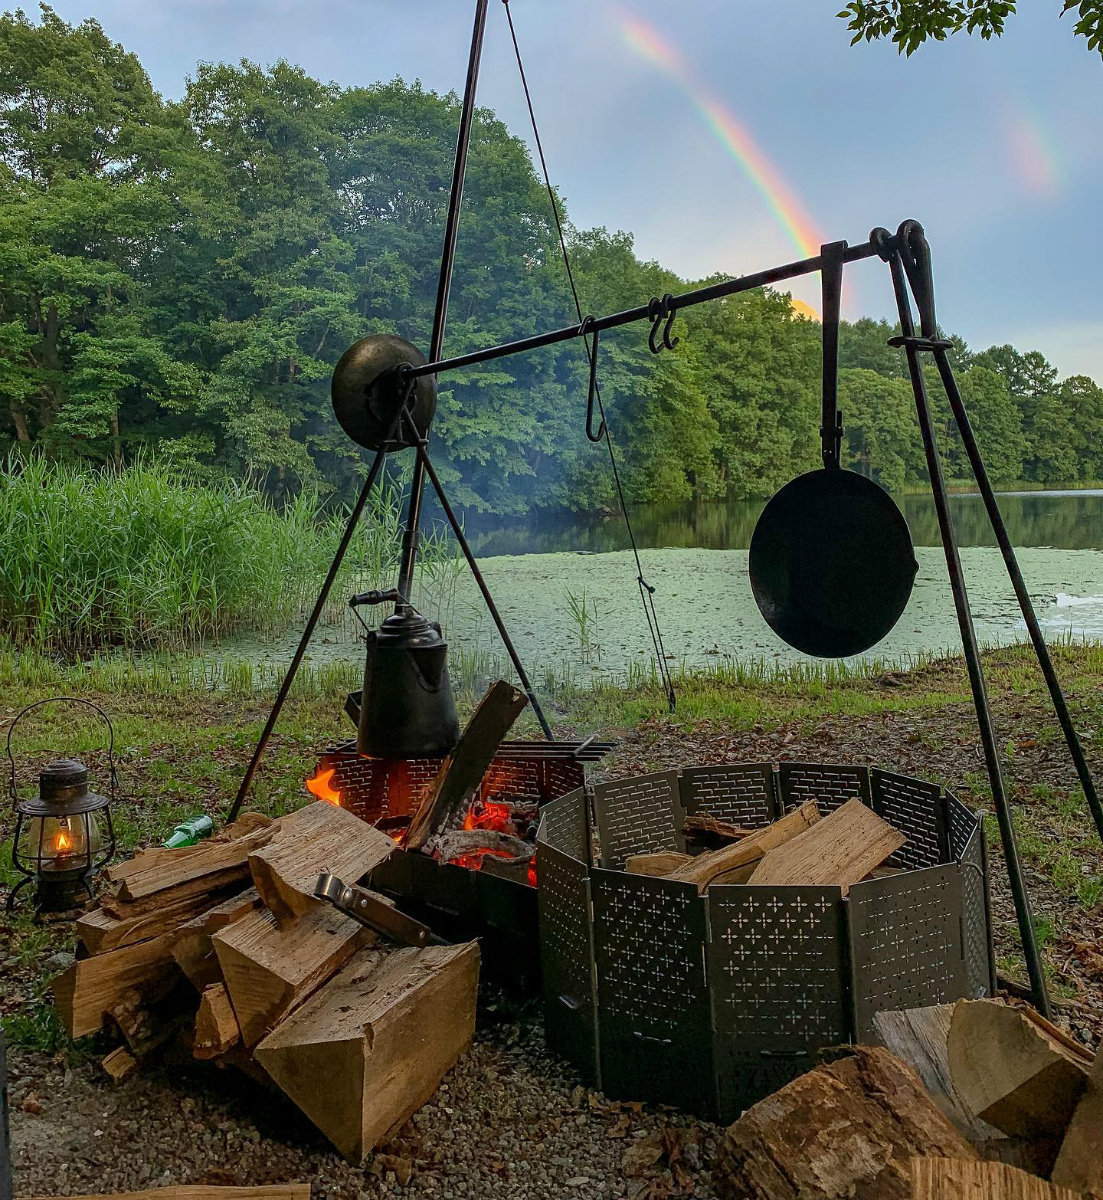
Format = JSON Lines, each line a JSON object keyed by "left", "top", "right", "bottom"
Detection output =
{"left": 462, "top": 489, "right": 1103, "bottom": 557}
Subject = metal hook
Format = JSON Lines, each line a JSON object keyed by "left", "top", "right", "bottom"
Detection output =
{"left": 579, "top": 315, "right": 605, "bottom": 443}
{"left": 647, "top": 293, "right": 679, "bottom": 355}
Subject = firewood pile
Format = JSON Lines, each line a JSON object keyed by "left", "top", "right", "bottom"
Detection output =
{"left": 626, "top": 796, "right": 907, "bottom": 890}
{"left": 712, "top": 998, "right": 1102, "bottom": 1200}
{"left": 49, "top": 803, "right": 481, "bottom": 1164}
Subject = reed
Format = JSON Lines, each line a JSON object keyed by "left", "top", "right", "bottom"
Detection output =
{"left": 0, "top": 454, "right": 459, "bottom": 657}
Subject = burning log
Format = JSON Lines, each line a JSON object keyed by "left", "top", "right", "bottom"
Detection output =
{"left": 404, "top": 680, "right": 528, "bottom": 852}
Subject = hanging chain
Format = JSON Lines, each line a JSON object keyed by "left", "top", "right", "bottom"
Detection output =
{"left": 501, "top": 0, "right": 677, "bottom": 712}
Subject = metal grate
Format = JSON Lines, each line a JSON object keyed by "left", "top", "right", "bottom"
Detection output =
{"left": 680, "top": 764, "right": 778, "bottom": 828}
{"left": 592, "top": 770, "right": 683, "bottom": 870}
{"left": 539, "top": 788, "right": 590, "bottom": 866}
{"left": 778, "top": 761, "right": 871, "bottom": 815}
{"left": 848, "top": 864, "right": 967, "bottom": 1039}
{"left": 872, "top": 768, "right": 948, "bottom": 870}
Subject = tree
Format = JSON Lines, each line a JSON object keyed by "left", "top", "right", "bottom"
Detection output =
{"left": 838, "top": 1, "right": 1102, "bottom": 59}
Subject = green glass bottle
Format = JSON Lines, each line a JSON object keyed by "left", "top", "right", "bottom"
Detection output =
{"left": 162, "top": 815, "right": 214, "bottom": 848}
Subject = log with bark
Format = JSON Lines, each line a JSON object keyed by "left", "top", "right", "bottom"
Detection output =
{"left": 712, "top": 1046, "right": 976, "bottom": 1200}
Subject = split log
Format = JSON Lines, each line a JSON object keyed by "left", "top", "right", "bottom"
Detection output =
{"left": 106, "top": 986, "right": 186, "bottom": 1059}
{"left": 910, "top": 1156, "right": 1081, "bottom": 1200}
{"left": 193, "top": 983, "right": 241, "bottom": 1061}
{"left": 625, "top": 851, "right": 693, "bottom": 876}
{"left": 213, "top": 904, "right": 371, "bottom": 1045}
{"left": 433, "top": 828, "right": 531, "bottom": 864}
{"left": 78, "top": 884, "right": 245, "bottom": 954}
{"left": 26, "top": 1188, "right": 310, "bottom": 1200}
{"left": 666, "top": 802, "right": 821, "bottom": 893}
{"left": 682, "top": 815, "right": 751, "bottom": 850}
{"left": 947, "top": 1000, "right": 1092, "bottom": 1138}
{"left": 1050, "top": 1041, "right": 1103, "bottom": 1194}
{"left": 747, "top": 798, "right": 906, "bottom": 893}
{"left": 100, "top": 1046, "right": 138, "bottom": 1083}
{"left": 51, "top": 935, "right": 178, "bottom": 1039}
{"left": 248, "top": 800, "right": 396, "bottom": 924}
{"left": 872, "top": 1004, "right": 1002, "bottom": 1141}
{"left": 404, "top": 680, "right": 528, "bottom": 852}
{"left": 171, "top": 887, "right": 261, "bottom": 990}
{"left": 255, "top": 941, "right": 480, "bottom": 1164}
{"left": 712, "top": 1046, "right": 976, "bottom": 1200}
{"left": 108, "top": 819, "right": 274, "bottom": 904}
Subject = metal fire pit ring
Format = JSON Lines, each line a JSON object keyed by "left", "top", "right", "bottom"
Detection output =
{"left": 536, "top": 761, "right": 994, "bottom": 1122}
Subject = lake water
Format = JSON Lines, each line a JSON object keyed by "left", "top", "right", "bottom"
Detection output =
{"left": 224, "top": 488, "right": 1103, "bottom": 682}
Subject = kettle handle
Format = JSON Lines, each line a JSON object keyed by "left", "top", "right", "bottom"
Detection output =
{"left": 6, "top": 697, "right": 117, "bottom": 805}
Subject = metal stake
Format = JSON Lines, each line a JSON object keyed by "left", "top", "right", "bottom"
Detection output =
{"left": 395, "top": 0, "right": 490, "bottom": 606}
{"left": 882, "top": 238, "right": 1051, "bottom": 1016}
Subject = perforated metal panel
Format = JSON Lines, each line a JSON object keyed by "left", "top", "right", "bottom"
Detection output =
{"left": 539, "top": 788, "right": 590, "bottom": 866}
{"left": 593, "top": 770, "right": 683, "bottom": 870}
{"left": 947, "top": 790, "right": 977, "bottom": 860}
{"left": 680, "top": 764, "right": 778, "bottom": 828}
{"left": 592, "top": 868, "right": 715, "bottom": 1114}
{"left": 958, "top": 823, "right": 993, "bottom": 997}
{"left": 538, "top": 842, "right": 600, "bottom": 1084}
{"left": 778, "top": 761, "right": 871, "bottom": 815}
{"left": 708, "top": 884, "right": 848, "bottom": 1119}
{"left": 848, "top": 864, "right": 967, "bottom": 1039}
{"left": 872, "top": 768, "right": 949, "bottom": 870}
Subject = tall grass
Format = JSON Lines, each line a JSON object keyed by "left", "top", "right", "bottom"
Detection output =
{"left": 0, "top": 454, "right": 460, "bottom": 656}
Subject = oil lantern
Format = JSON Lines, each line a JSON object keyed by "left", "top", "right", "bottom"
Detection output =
{"left": 6, "top": 699, "right": 117, "bottom": 914}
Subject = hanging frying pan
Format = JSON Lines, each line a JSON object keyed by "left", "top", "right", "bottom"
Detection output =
{"left": 749, "top": 240, "right": 918, "bottom": 658}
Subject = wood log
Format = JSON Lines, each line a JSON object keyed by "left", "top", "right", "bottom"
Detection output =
{"left": 100, "top": 1046, "right": 138, "bottom": 1083}
{"left": 666, "top": 802, "right": 821, "bottom": 893}
{"left": 682, "top": 815, "right": 751, "bottom": 850}
{"left": 99, "top": 867, "right": 252, "bottom": 919}
{"left": 747, "top": 798, "right": 906, "bottom": 893}
{"left": 78, "top": 884, "right": 246, "bottom": 955}
{"left": 712, "top": 1046, "right": 976, "bottom": 1200}
{"left": 872, "top": 1004, "right": 1002, "bottom": 1141}
{"left": 479, "top": 854, "right": 534, "bottom": 886}
{"left": 109, "top": 821, "right": 274, "bottom": 903}
{"left": 947, "top": 1000, "right": 1092, "bottom": 1138}
{"left": 171, "top": 887, "right": 261, "bottom": 990}
{"left": 213, "top": 904, "right": 371, "bottom": 1045}
{"left": 432, "top": 828, "right": 531, "bottom": 864}
{"left": 248, "top": 800, "right": 396, "bottom": 924}
{"left": 26, "top": 1188, "right": 310, "bottom": 1200}
{"left": 404, "top": 680, "right": 528, "bottom": 852}
{"left": 1050, "top": 1041, "right": 1103, "bottom": 1194}
{"left": 255, "top": 941, "right": 480, "bottom": 1163}
{"left": 193, "top": 983, "right": 241, "bottom": 1061}
{"left": 910, "top": 1157, "right": 1081, "bottom": 1200}
{"left": 625, "top": 851, "right": 693, "bottom": 876}
{"left": 106, "top": 986, "right": 185, "bottom": 1058}
{"left": 51, "top": 935, "right": 179, "bottom": 1039}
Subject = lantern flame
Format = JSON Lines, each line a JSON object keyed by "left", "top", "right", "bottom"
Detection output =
{"left": 306, "top": 767, "right": 342, "bottom": 806}
{"left": 55, "top": 827, "right": 72, "bottom": 853}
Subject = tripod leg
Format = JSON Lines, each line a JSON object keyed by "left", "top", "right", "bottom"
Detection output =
{"left": 226, "top": 442, "right": 390, "bottom": 823}
{"left": 412, "top": 441, "right": 554, "bottom": 741}
{"left": 887, "top": 249, "right": 1051, "bottom": 1017}
{"left": 932, "top": 348, "right": 1103, "bottom": 845}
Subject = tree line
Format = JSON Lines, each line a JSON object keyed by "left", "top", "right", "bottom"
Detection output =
{"left": 2, "top": 7, "right": 1100, "bottom": 515}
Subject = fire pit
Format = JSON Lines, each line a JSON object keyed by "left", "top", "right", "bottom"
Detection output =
{"left": 536, "top": 761, "right": 993, "bottom": 1121}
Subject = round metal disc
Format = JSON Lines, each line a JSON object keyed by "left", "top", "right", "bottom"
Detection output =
{"left": 749, "top": 469, "right": 918, "bottom": 658}
{"left": 331, "top": 334, "right": 437, "bottom": 450}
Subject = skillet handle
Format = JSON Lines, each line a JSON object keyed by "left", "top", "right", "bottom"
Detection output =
{"left": 819, "top": 240, "right": 847, "bottom": 470}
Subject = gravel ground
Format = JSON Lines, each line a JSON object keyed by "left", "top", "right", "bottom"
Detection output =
{"left": 9, "top": 991, "right": 719, "bottom": 1200}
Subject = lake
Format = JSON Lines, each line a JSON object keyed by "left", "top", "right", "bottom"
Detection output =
{"left": 222, "top": 487, "right": 1103, "bottom": 684}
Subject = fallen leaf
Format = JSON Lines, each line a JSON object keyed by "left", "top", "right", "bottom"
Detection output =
{"left": 20, "top": 1093, "right": 42, "bottom": 1115}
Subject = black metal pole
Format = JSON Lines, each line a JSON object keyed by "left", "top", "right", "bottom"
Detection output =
{"left": 0, "top": 1027, "right": 10, "bottom": 1200}
{"left": 411, "top": 437, "right": 554, "bottom": 741}
{"left": 226, "top": 440, "right": 391, "bottom": 823}
{"left": 930, "top": 348, "right": 1103, "bottom": 845}
{"left": 395, "top": 0, "right": 490, "bottom": 606}
{"left": 884, "top": 243, "right": 1051, "bottom": 1016}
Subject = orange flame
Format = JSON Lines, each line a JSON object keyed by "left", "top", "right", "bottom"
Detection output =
{"left": 55, "top": 827, "right": 72, "bottom": 853}
{"left": 306, "top": 767, "right": 342, "bottom": 806}
{"left": 463, "top": 800, "right": 514, "bottom": 833}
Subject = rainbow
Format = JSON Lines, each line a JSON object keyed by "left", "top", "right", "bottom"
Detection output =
{"left": 1004, "top": 103, "right": 1061, "bottom": 201}
{"left": 613, "top": 6, "right": 823, "bottom": 261}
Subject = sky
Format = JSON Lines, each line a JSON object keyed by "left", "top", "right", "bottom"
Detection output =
{"left": 31, "top": 0, "right": 1103, "bottom": 381}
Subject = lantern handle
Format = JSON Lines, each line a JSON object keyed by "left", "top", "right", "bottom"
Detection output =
{"left": 6, "top": 697, "right": 118, "bottom": 805}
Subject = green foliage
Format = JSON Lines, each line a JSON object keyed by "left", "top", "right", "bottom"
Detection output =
{"left": 0, "top": 6, "right": 1099, "bottom": 517}
{"left": 838, "top": 0, "right": 1103, "bottom": 58}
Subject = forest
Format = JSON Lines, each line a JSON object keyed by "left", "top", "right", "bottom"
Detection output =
{"left": 2, "top": 7, "right": 1102, "bottom": 515}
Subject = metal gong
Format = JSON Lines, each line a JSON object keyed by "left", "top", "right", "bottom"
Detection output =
{"left": 749, "top": 468, "right": 918, "bottom": 658}
{"left": 331, "top": 334, "right": 437, "bottom": 450}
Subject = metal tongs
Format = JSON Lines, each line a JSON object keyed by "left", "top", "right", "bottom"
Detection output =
{"left": 313, "top": 872, "right": 445, "bottom": 947}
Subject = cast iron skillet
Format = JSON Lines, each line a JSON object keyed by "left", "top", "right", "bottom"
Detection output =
{"left": 748, "top": 241, "right": 918, "bottom": 659}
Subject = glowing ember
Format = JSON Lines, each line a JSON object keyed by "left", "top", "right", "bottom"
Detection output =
{"left": 306, "top": 766, "right": 342, "bottom": 806}
{"left": 463, "top": 799, "right": 515, "bottom": 834}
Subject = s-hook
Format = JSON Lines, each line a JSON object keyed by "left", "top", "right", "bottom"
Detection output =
{"left": 647, "top": 293, "right": 679, "bottom": 354}
{"left": 580, "top": 315, "right": 605, "bottom": 442}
